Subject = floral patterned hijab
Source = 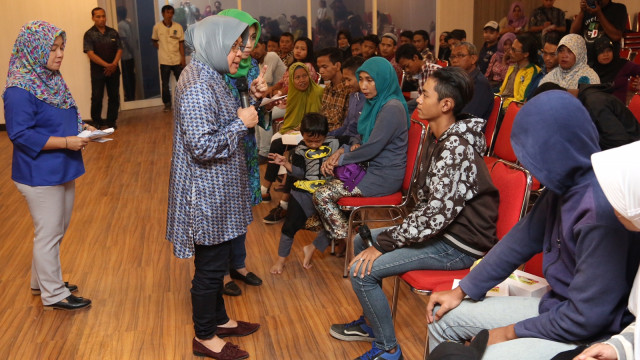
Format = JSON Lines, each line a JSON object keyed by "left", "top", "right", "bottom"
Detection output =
{"left": 4, "top": 21, "right": 82, "bottom": 128}
{"left": 540, "top": 34, "right": 600, "bottom": 89}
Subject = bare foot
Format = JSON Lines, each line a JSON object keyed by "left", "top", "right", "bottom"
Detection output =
{"left": 195, "top": 335, "right": 227, "bottom": 352}
{"left": 270, "top": 258, "right": 286, "bottom": 274}
{"left": 218, "top": 319, "right": 238, "bottom": 328}
{"left": 303, "top": 245, "right": 315, "bottom": 269}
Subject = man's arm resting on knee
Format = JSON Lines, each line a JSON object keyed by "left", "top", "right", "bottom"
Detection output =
{"left": 426, "top": 286, "right": 466, "bottom": 323}
{"left": 488, "top": 324, "right": 518, "bottom": 345}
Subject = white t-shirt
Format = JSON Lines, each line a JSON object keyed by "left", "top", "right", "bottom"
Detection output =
{"left": 260, "top": 52, "right": 287, "bottom": 87}
{"left": 151, "top": 21, "right": 184, "bottom": 65}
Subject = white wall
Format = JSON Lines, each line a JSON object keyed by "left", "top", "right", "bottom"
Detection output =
{"left": 1, "top": 0, "right": 99, "bottom": 124}
{"left": 436, "top": 0, "right": 475, "bottom": 56}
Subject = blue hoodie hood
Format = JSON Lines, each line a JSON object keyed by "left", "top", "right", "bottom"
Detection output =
{"left": 511, "top": 90, "right": 600, "bottom": 194}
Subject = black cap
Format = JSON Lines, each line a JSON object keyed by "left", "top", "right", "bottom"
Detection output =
{"left": 427, "top": 329, "right": 489, "bottom": 360}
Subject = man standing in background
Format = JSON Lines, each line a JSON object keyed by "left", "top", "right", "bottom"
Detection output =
{"left": 152, "top": 5, "right": 185, "bottom": 113}
{"left": 84, "top": 7, "right": 122, "bottom": 129}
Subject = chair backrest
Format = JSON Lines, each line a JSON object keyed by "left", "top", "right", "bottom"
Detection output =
{"left": 524, "top": 253, "right": 544, "bottom": 278}
{"left": 630, "top": 94, "right": 640, "bottom": 123}
{"left": 402, "top": 119, "right": 428, "bottom": 194}
{"left": 485, "top": 95, "right": 503, "bottom": 155}
{"left": 491, "top": 101, "right": 521, "bottom": 162}
{"left": 436, "top": 59, "right": 448, "bottom": 67}
{"left": 620, "top": 47, "right": 631, "bottom": 60}
{"left": 410, "top": 107, "right": 425, "bottom": 123}
{"left": 489, "top": 159, "right": 532, "bottom": 240}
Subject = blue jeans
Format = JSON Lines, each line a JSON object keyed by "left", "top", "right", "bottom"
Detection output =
{"left": 351, "top": 226, "right": 477, "bottom": 351}
{"left": 428, "top": 297, "right": 579, "bottom": 359}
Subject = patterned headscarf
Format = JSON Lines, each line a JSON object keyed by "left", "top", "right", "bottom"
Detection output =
{"left": 4, "top": 20, "right": 82, "bottom": 129}
{"left": 356, "top": 57, "right": 409, "bottom": 143}
{"left": 507, "top": 2, "right": 528, "bottom": 29}
{"left": 539, "top": 34, "right": 600, "bottom": 89}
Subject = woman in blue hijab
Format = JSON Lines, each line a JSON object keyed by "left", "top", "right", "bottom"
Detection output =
{"left": 166, "top": 15, "right": 260, "bottom": 360}
{"left": 303, "top": 57, "right": 409, "bottom": 267}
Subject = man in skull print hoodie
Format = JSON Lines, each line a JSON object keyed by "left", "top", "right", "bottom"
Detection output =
{"left": 328, "top": 67, "right": 498, "bottom": 360}
{"left": 372, "top": 88, "right": 499, "bottom": 256}
{"left": 426, "top": 90, "right": 640, "bottom": 359}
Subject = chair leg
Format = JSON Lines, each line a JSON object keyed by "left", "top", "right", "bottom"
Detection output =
{"left": 343, "top": 209, "right": 365, "bottom": 277}
{"left": 343, "top": 209, "right": 358, "bottom": 278}
{"left": 423, "top": 326, "right": 430, "bottom": 360}
{"left": 391, "top": 276, "right": 400, "bottom": 324}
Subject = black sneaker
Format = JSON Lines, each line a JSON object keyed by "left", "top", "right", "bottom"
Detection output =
{"left": 262, "top": 191, "right": 272, "bottom": 203}
{"left": 263, "top": 205, "right": 287, "bottom": 224}
{"left": 329, "top": 316, "right": 375, "bottom": 342}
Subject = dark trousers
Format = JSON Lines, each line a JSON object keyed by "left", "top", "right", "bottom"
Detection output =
{"left": 121, "top": 59, "right": 136, "bottom": 101}
{"left": 191, "top": 239, "right": 235, "bottom": 339}
{"left": 229, "top": 233, "right": 246, "bottom": 270}
{"left": 264, "top": 138, "right": 290, "bottom": 183}
{"left": 160, "top": 64, "right": 183, "bottom": 105}
{"left": 91, "top": 72, "right": 120, "bottom": 127}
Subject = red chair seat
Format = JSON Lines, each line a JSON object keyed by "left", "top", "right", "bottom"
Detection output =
{"left": 484, "top": 156, "right": 498, "bottom": 170}
{"left": 337, "top": 192, "right": 403, "bottom": 207}
{"left": 399, "top": 269, "right": 471, "bottom": 292}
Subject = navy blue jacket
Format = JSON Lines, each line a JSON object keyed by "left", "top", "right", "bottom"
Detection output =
{"left": 460, "top": 91, "right": 640, "bottom": 342}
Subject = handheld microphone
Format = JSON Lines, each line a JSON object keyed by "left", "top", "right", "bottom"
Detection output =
{"left": 236, "top": 77, "right": 254, "bottom": 134}
{"left": 237, "top": 77, "right": 251, "bottom": 109}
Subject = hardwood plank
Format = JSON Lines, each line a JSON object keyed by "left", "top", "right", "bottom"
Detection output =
{"left": 0, "top": 107, "right": 429, "bottom": 359}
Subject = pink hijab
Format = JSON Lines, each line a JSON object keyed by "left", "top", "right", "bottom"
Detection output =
{"left": 507, "top": 1, "right": 528, "bottom": 29}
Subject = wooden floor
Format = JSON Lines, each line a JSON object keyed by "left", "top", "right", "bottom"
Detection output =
{"left": 0, "top": 107, "right": 428, "bottom": 360}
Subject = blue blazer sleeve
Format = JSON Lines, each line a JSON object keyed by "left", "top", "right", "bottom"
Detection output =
{"left": 4, "top": 87, "right": 51, "bottom": 159}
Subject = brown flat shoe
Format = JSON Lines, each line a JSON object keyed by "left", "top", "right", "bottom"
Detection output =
{"left": 216, "top": 320, "right": 260, "bottom": 338}
{"left": 192, "top": 338, "right": 248, "bottom": 360}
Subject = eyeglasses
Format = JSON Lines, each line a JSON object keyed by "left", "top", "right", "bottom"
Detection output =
{"left": 449, "top": 53, "right": 470, "bottom": 60}
{"left": 230, "top": 42, "right": 247, "bottom": 53}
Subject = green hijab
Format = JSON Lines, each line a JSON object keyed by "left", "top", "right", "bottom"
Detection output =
{"left": 356, "top": 57, "right": 409, "bottom": 143}
{"left": 280, "top": 62, "right": 324, "bottom": 134}
{"left": 219, "top": 9, "right": 261, "bottom": 78}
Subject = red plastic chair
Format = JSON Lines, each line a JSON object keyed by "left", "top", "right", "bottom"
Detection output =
{"left": 410, "top": 107, "right": 424, "bottom": 124}
{"left": 523, "top": 253, "right": 544, "bottom": 278}
{"left": 338, "top": 119, "right": 428, "bottom": 277}
{"left": 484, "top": 95, "right": 503, "bottom": 155}
{"left": 436, "top": 59, "right": 448, "bottom": 67}
{"left": 484, "top": 101, "right": 521, "bottom": 169}
{"left": 620, "top": 48, "right": 632, "bottom": 60}
{"left": 389, "top": 159, "right": 532, "bottom": 358}
{"left": 630, "top": 94, "right": 640, "bottom": 123}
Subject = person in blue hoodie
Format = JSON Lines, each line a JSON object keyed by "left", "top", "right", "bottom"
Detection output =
{"left": 426, "top": 90, "right": 640, "bottom": 360}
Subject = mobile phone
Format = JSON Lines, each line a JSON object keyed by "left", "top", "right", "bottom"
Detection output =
{"left": 586, "top": 0, "right": 597, "bottom": 9}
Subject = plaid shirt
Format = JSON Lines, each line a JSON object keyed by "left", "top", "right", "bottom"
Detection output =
{"left": 322, "top": 78, "right": 351, "bottom": 131}
{"left": 417, "top": 62, "right": 442, "bottom": 95}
